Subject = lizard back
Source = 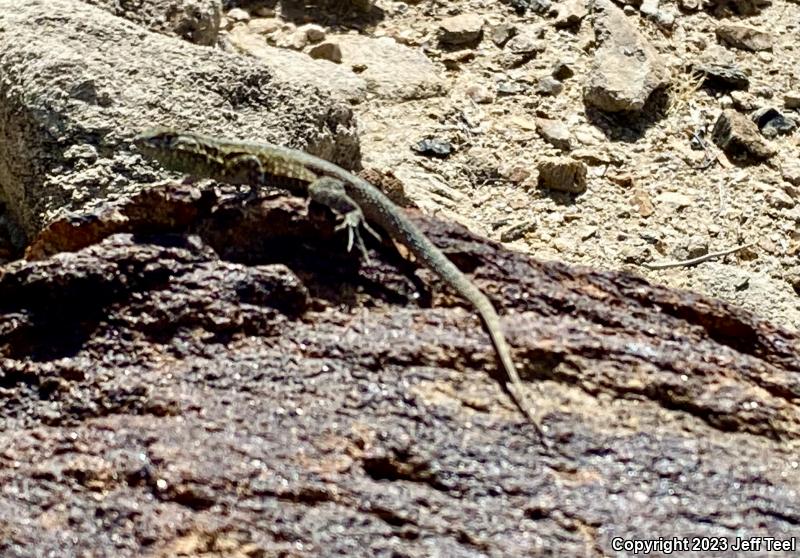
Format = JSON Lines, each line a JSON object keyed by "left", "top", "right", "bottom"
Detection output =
{"left": 134, "top": 129, "right": 318, "bottom": 192}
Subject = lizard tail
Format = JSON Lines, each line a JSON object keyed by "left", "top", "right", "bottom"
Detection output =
{"left": 386, "top": 232, "right": 545, "bottom": 436}
{"left": 345, "top": 176, "right": 545, "bottom": 438}
{"left": 463, "top": 283, "right": 546, "bottom": 439}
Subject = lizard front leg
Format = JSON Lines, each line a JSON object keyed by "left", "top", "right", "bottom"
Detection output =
{"left": 308, "top": 177, "right": 381, "bottom": 260}
{"left": 217, "top": 153, "right": 266, "bottom": 201}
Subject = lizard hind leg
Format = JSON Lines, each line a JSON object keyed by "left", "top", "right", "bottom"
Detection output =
{"left": 308, "top": 177, "right": 380, "bottom": 261}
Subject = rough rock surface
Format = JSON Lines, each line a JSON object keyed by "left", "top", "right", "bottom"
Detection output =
{"left": 537, "top": 157, "right": 587, "bottom": 193}
{"left": 715, "top": 23, "right": 774, "bottom": 51}
{"left": 712, "top": 109, "right": 777, "bottom": 160}
{"left": 1, "top": 194, "right": 799, "bottom": 556}
{"left": 335, "top": 35, "right": 446, "bottom": 101}
{"left": 82, "top": 0, "right": 223, "bottom": 45}
{"left": 225, "top": 25, "right": 367, "bottom": 102}
{"left": 438, "top": 14, "right": 485, "bottom": 46}
{"left": 0, "top": 0, "right": 358, "bottom": 246}
{"left": 535, "top": 118, "right": 573, "bottom": 151}
{"left": 554, "top": 0, "right": 588, "bottom": 28}
{"left": 1, "top": 0, "right": 800, "bottom": 554}
{"left": 583, "top": 0, "right": 671, "bottom": 112}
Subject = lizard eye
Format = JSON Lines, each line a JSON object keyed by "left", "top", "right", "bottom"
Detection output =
{"left": 162, "top": 134, "right": 179, "bottom": 148}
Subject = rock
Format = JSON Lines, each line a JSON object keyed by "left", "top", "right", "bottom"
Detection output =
{"left": 537, "top": 158, "right": 587, "bottom": 193}
{"left": 298, "top": 23, "right": 326, "bottom": 43}
{"left": 438, "top": 14, "right": 484, "bottom": 46}
{"left": 86, "top": 0, "right": 222, "bottom": 45}
{"left": 499, "top": 25, "right": 546, "bottom": 67}
{"left": 0, "top": 0, "right": 359, "bottom": 243}
{"left": 500, "top": 0, "right": 552, "bottom": 14}
{"left": 62, "top": 143, "right": 99, "bottom": 164}
{"left": 308, "top": 41, "right": 342, "bottom": 63}
{"left": 631, "top": 187, "right": 655, "bottom": 216}
{"left": 528, "top": 0, "right": 554, "bottom": 13}
{"left": 3, "top": 193, "right": 800, "bottom": 557}
{"left": 640, "top": 0, "right": 676, "bottom": 30}
{"left": 655, "top": 191, "right": 693, "bottom": 208}
{"left": 730, "top": 90, "right": 758, "bottom": 111}
{"left": 226, "top": 7, "right": 250, "bottom": 22}
{"left": 27, "top": 182, "right": 212, "bottom": 259}
{"left": 276, "top": 28, "right": 310, "bottom": 50}
{"left": 466, "top": 84, "right": 495, "bottom": 104}
{"left": 678, "top": 0, "right": 701, "bottom": 10}
{"left": 782, "top": 182, "right": 800, "bottom": 205}
{"left": 583, "top": 0, "right": 670, "bottom": 112}
{"left": 535, "top": 76, "right": 564, "bottom": 96}
{"left": 499, "top": 220, "right": 537, "bottom": 242}
{"left": 752, "top": 84, "right": 776, "bottom": 99}
{"left": 384, "top": 27, "right": 422, "bottom": 47}
{"left": 554, "top": 0, "right": 588, "bottom": 29}
{"left": 535, "top": 118, "right": 572, "bottom": 150}
{"left": 247, "top": 17, "right": 281, "bottom": 35}
{"left": 715, "top": 24, "right": 773, "bottom": 52}
{"left": 489, "top": 23, "right": 517, "bottom": 47}
{"left": 357, "top": 168, "right": 417, "bottom": 208}
{"left": 790, "top": 271, "right": 800, "bottom": 297}
{"left": 334, "top": 35, "right": 445, "bottom": 101}
{"left": 693, "top": 63, "right": 750, "bottom": 91}
{"left": 552, "top": 61, "right": 575, "bottom": 80}
{"left": 441, "top": 49, "right": 476, "bottom": 69}
{"left": 508, "top": 116, "right": 538, "bottom": 131}
{"left": 712, "top": 109, "right": 777, "bottom": 160}
{"left": 766, "top": 187, "right": 796, "bottom": 209}
{"left": 685, "top": 236, "right": 709, "bottom": 259}
{"left": 500, "top": 164, "right": 533, "bottom": 184}
{"left": 707, "top": 0, "right": 771, "bottom": 15}
{"left": 412, "top": 138, "right": 453, "bottom": 158}
{"left": 226, "top": 27, "right": 366, "bottom": 102}
{"left": 751, "top": 107, "right": 797, "bottom": 138}
{"left": 784, "top": 91, "right": 800, "bottom": 109}
{"left": 497, "top": 80, "right": 527, "bottom": 96}
{"left": 573, "top": 125, "right": 607, "bottom": 147}
{"left": 640, "top": 0, "right": 658, "bottom": 15}
{"left": 782, "top": 160, "right": 800, "bottom": 187}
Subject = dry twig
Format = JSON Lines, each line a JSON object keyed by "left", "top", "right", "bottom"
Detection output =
{"left": 641, "top": 243, "right": 753, "bottom": 270}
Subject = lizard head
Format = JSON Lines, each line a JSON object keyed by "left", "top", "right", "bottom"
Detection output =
{"left": 134, "top": 127, "right": 183, "bottom": 149}
{"left": 134, "top": 128, "right": 221, "bottom": 176}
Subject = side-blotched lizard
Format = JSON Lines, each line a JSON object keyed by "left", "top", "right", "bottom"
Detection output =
{"left": 134, "top": 129, "right": 543, "bottom": 438}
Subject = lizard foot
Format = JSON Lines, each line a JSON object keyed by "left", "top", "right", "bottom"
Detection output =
{"left": 308, "top": 176, "right": 382, "bottom": 262}
{"left": 335, "top": 209, "right": 380, "bottom": 262}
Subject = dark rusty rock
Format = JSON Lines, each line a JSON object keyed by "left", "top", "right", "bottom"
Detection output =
{"left": 0, "top": 188, "right": 798, "bottom": 555}
{"left": 25, "top": 182, "right": 216, "bottom": 260}
{"left": 2, "top": 233, "right": 309, "bottom": 360}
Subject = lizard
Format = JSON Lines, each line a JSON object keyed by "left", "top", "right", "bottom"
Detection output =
{"left": 133, "top": 128, "right": 544, "bottom": 439}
